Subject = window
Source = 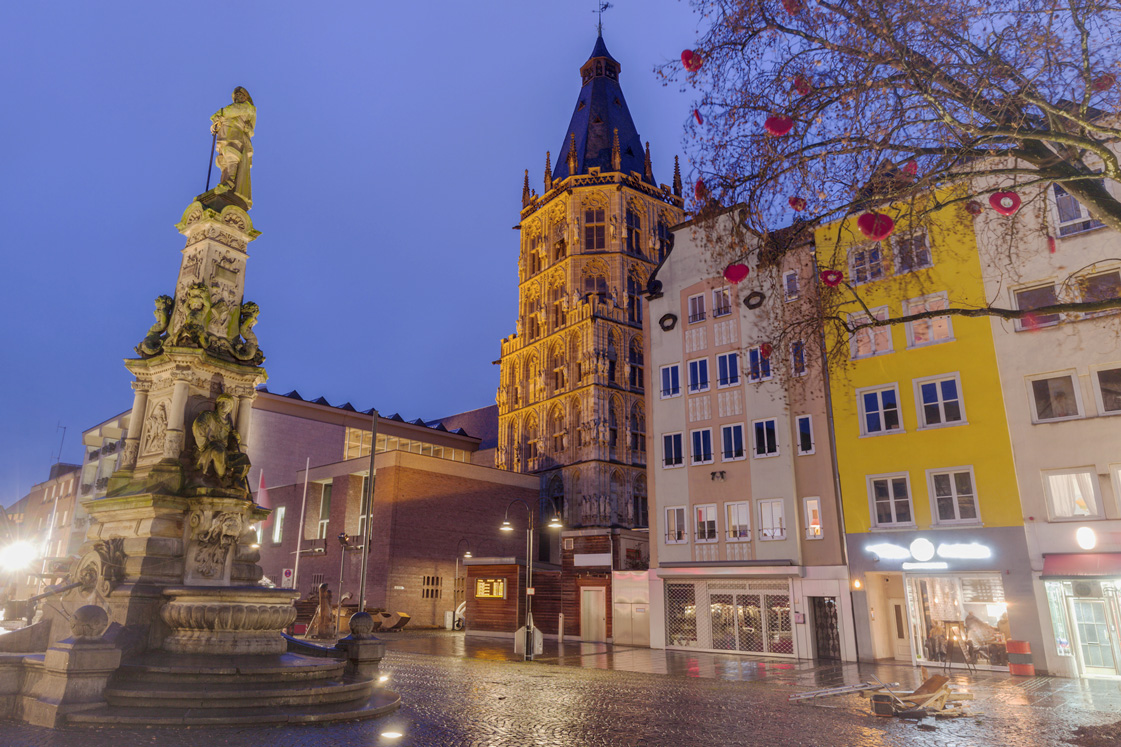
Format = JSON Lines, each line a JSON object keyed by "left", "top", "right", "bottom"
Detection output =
{"left": 584, "top": 208, "right": 606, "bottom": 249}
{"left": 721, "top": 424, "right": 745, "bottom": 460}
{"left": 726, "top": 502, "right": 751, "bottom": 540}
{"left": 791, "top": 341, "right": 806, "bottom": 376}
{"left": 783, "top": 270, "right": 799, "bottom": 301}
{"left": 752, "top": 419, "right": 778, "bottom": 457}
{"left": 904, "top": 294, "right": 953, "bottom": 346}
{"left": 625, "top": 207, "right": 642, "bottom": 255}
{"left": 869, "top": 474, "right": 913, "bottom": 527}
{"left": 747, "top": 346, "right": 772, "bottom": 382}
{"left": 628, "top": 339, "right": 644, "bottom": 389}
{"left": 804, "top": 497, "right": 823, "bottom": 539}
{"left": 630, "top": 409, "right": 646, "bottom": 454}
{"left": 421, "top": 576, "right": 442, "bottom": 600}
{"left": 358, "top": 476, "right": 373, "bottom": 536}
{"left": 665, "top": 506, "right": 687, "bottom": 542}
{"left": 1015, "top": 284, "right": 1060, "bottom": 329}
{"left": 717, "top": 352, "right": 740, "bottom": 387}
{"left": 584, "top": 273, "right": 608, "bottom": 303}
{"left": 1029, "top": 373, "right": 1082, "bottom": 421}
{"left": 796, "top": 415, "right": 814, "bottom": 455}
{"left": 929, "top": 468, "right": 980, "bottom": 524}
{"left": 713, "top": 287, "right": 732, "bottom": 317}
{"left": 695, "top": 504, "right": 718, "bottom": 542}
{"left": 663, "top": 433, "right": 684, "bottom": 467}
{"left": 271, "top": 505, "right": 286, "bottom": 544}
{"left": 1081, "top": 270, "right": 1121, "bottom": 316}
{"left": 850, "top": 308, "right": 893, "bottom": 358}
{"left": 850, "top": 244, "right": 885, "bottom": 284}
{"left": 688, "top": 358, "right": 710, "bottom": 393}
{"left": 316, "top": 483, "right": 332, "bottom": 539}
{"left": 688, "top": 294, "right": 706, "bottom": 323}
{"left": 916, "top": 375, "right": 965, "bottom": 428}
{"left": 660, "top": 364, "right": 681, "bottom": 398}
{"left": 859, "top": 385, "right": 902, "bottom": 435}
{"left": 1094, "top": 366, "right": 1121, "bottom": 414}
{"left": 1043, "top": 468, "right": 1100, "bottom": 519}
{"left": 759, "top": 499, "right": 785, "bottom": 540}
{"left": 691, "top": 429, "right": 714, "bottom": 465}
{"left": 892, "top": 230, "right": 932, "bottom": 273}
{"left": 656, "top": 220, "right": 672, "bottom": 262}
{"left": 1053, "top": 183, "right": 1105, "bottom": 237}
{"left": 627, "top": 274, "right": 644, "bottom": 325}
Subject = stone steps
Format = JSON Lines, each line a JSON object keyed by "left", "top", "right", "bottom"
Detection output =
{"left": 116, "top": 651, "right": 345, "bottom": 684}
{"left": 105, "top": 676, "right": 374, "bottom": 709}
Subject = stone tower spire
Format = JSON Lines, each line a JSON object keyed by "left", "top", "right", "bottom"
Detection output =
{"left": 644, "top": 142, "right": 653, "bottom": 182}
{"left": 611, "top": 129, "right": 621, "bottom": 172}
{"left": 566, "top": 133, "right": 578, "bottom": 177}
{"left": 522, "top": 169, "right": 532, "bottom": 207}
{"left": 673, "top": 155, "right": 683, "bottom": 197}
{"left": 544, "top": 151, "right": 553, "bottom": 193}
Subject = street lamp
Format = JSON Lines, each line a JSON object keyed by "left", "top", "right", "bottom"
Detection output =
{"left": 500, "top": 498, "right": 563, "bottom": 660}
{"left": 334, "top": 532, "right": 351, "bottom": 637}
{"left": 454, "top": 538, "right": 471, "bottom": 629}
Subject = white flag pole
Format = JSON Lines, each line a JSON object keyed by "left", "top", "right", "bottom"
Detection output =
{"left": 291, "top": 457, "right": 311, "bottom": 594}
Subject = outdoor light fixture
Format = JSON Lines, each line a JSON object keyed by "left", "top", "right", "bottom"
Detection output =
{"left": 909, "top": 538, "right": 936, "bottom": 562}
{"left": 547, "top": 515, "right": 563, "bottom": 529}
{"left": 464, "top": 551, "right": 472, "bottom": 558}
{"left": 852, "top": 579, "right": 863, "bottom": 590}
{"left": 378, "top": 675, "right": 389, "bottom": 683}
{"left": 0, "top": 541, "right": 37, "bottom": 572}
{"left": 500, "top": 519, "right": 513, "bottom": 532}
{"left": 1076, "top": 526, "right": 1097, "bottom": 550}
{"left": 381, "top": 732, "right": 403, "bottom": 739}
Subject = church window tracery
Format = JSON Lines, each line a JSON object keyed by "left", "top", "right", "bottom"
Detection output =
{"left": 584, "top": 209, "right": 606, "bottom": 250}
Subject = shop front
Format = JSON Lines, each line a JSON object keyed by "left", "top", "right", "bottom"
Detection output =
{"left": 1041, "top": 553, "right": 1121, "bottom": 679}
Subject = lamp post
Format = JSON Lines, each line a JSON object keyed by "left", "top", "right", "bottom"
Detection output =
{"left": 454, "top": 538, "right": 471, "bottom": 629}
{"left": 334, "top": 532, "right": 350, "bottom": 637}
{"left": 500, "top": 499, "right": 563, "bottom": 661}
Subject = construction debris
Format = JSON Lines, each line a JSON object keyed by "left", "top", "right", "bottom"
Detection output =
{"left": 788, "top": 667, "right": 973, "bottom": 720}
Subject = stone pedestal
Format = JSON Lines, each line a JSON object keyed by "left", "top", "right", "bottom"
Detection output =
{"left": 160, "top": 587, "right": 298, "bottom": 655}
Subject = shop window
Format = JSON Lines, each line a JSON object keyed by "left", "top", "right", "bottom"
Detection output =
{"left": 916, "top": 374, "right": 965, "bottom": 428}
{"left": 796, "top": 415, "right": 814, "bottom": 455}
{"left": 1028, "top": 372, "right": 1082, "bottom": 421}
{"left": 1014, "top": 284, "right": 1061, "bottom": 330}
{"left": 747, "top": 346, "right": 772, "bottom": 381}
{"left": 1095, "top": 367, "right": 1121, "bottom": 413}
{"left": 688, "top": 294, "right": 706, "bottom": 323}
{"left": 904, "top": 293, "right": 953, "bottom": 347}
{"left": 1043, "top": 468, "right": 1101, "bottom": 519}
{"left": 691, "top": 429, "right": 714, "bottom": 465}
{"left": 661, "top": 364, "right": 681, "bottom": 398}
{"left": 752, "top": 419, "right": 778, "bottom": 457}
{"left": 695, "top": 504, "right": 718, "bottom": 542}
{"left": 664, "top": 583, "right": 698, "bottom": 647}
{"left": 906, "top": 575, "right": 1010, "bottom": 670}
{"left": 721, "top": 424, "right": 745, "bottom": 461}
{"left": 803, "top": 497, "right": 822, "bottom": 539}
{"left": 717, "top": 352, "right": 740, "bottom": 387}
{"left": 869, "top": 474, "right": 913, "bottom": 527}
{"left": 688, "top": 358, "right": 710, "bottom": 392}
{"left": 726, "top": 502, "right": 751, "bottom": 540}
{"left": 665, "top": 506, "right": 687, "bottom": 543}
{"left": 892, "top": 229, "right": 932, "bottom": 273}
{"left": 859, "top": 384, "right": 902, "bottom": 435}
{"left": 663, "top": 433, "right": 684, "bottom": 468}
{"left": 850, "top": 308, "right": 893, "bottom": 358}
{"left": 929, "top": 468, "right": 980, "bottom": 524}
{"left": 713, "top": 287, "right": 732, "bottom": 317}
{"left": 759, "top": 499, "right": 785, "bottom": 540}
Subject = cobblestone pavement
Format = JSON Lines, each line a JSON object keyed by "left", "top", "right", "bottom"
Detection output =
{"left": 2, "top": 634, "right": 1119, "bottom": 746}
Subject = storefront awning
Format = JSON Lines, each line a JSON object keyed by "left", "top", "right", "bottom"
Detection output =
{"left": 1042, "top": 553, "right": 1121, "bottom": 578}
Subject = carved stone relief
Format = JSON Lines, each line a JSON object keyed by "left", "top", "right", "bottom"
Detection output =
{"left": 141, "top": 402, "right": 168, "bottom": 455}
{"left": 188, "top": 510, "right": 244, "bottom": 579}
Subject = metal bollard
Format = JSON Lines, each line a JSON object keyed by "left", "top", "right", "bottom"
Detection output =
{"left": 558, "top": 612, "right": 564, "bottom": 642}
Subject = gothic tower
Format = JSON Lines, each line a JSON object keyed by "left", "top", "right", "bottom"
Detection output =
{"left": 496, "top": 35, "right": 684, "bottom": 529}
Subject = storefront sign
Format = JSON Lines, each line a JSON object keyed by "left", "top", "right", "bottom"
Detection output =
{"left": 866, "top": 539, "right": 992, "bottom": 564}
{"left": 475, "top": 578, "right": 506, "bottom": 599}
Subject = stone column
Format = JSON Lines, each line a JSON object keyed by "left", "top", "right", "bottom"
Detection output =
{"left": 236, "top": 393, "right": 254, "bottom": 446}
{"left": 164, "top": 378, "right": 190, "bottom": 460}
{"left": 120, "top": 383, "right": 149, "bottom": 470}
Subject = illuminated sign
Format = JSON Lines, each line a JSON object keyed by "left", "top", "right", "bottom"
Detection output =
{"left": 866, "top": 538, "right": 993, "bottom": 564}
{"left": 474, "top": 578, "right": 506, "bottom": 599}
{"left": 902, "top": 561, "right": 949, "bottom": 571}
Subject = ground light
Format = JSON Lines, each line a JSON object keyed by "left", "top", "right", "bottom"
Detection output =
{"left": 0, "top": 541, "right": 37, "bottom": 571}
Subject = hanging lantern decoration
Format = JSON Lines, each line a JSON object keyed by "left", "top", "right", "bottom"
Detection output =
{"left": 760, "top": 342, "right": 774, "bottom": 359}
{"left": 694, "top": 109, "right": 704, "bottom": 125}
{"left": 789, "top": 196, "right": 807, "bottom": 212}
{"left": 694, "top": 178, "right": 708, "bottom": 201}
{"left": 856, "top": 211, "right": 896, "bottom": 240}
{"left": 820, "top": 269, "right": 844, "bottom": 287}
{"left": 902, "top": 160, "right": 918, "bottom": 177}
{"left": 1092, "top": 73, "right": 1116, "bottom": 92}
{"left": 1048, "top": 236, "right": 1057, "bottom": 254}
{"left": 782, "top": 0, "right": 804, "bottom": 13}
{"left": 764, "top": 115, "right": 794, "bottom": 136}
{"left": 989, "top": 191, "right": 1021, "bottom": 216}
{"left": 724, "top": 263, "right": 750, "bottom": 284}
{"left": 792, "top": 74, "right": 812, "bottom": 96}
{"left": 682, "top": 49, "right": 704, "bottom": 73}
{"left": 965, "top": 200, "right": 983, "bottom": 216}
{"left": 1021, "top": 312, "right": 1040, "bottom": 331}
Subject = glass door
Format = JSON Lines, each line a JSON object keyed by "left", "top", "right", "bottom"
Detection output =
{"left": 737, "top": 594, "right": 764, "bottom": 653}
{"left": 1070, "top": 598, "right": 1120, "bottom": 676}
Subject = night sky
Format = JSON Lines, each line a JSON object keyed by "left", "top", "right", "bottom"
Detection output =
{"left": 0, "top": 2, "right": 699, "bottom": 502}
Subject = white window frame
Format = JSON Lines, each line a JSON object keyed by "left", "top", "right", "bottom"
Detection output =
{"left": 752, "top": 418, "right": 779, "bottom": 458}
{"left": 857, "top": 383, "right": 904, "bottom": 436}
{"left": 687, "top": 293, "right": 706, "bottom": 324}
{"left": 1013, "top": 283, "right": 1062, "bottom": 331}
{"left": 890, "top": 229, "right": 933, "bottom": 274}
{"left": 783, "top": 270, "right": 800, "bottom": 301}
{"left": 747, "top": 346, "right": 772, "bottom": 382}
{"left": 1080, "top": 268, "right": 1121, "bottom": 319}
{"left": 913, "top": 372, "right": 967, "bottom": 429}
{"left": 660, "top": 364, "right": 681, "bottom": 399}
{"left": 758, "top": 499, "right": 786, "bottom": 541}
{"left": 1042, "top": 467, "right": 1103, "bottom": 521}
{"left": 1026, "top": 370, "right": 1084, "bottom": 423}
{"left": 271, "top": 505, "right": 286, "bottom": 544}
{"left": 904, "top": 292, "right": 954, "bottom": 348}
{"left": 717, "top": 352, "right": 740, "bottom": 388}
{"left": 726, "top": 501, "right": 751, "bottom": 541}
{"left": 665, "top": 506, "right": 688, "bottom": 543}
{"left": 1091, "top": 364, "right": 1121, "bottom": 415}
{"left": 927, "top": 466, "right": 981, "bottom": 526}
{"left": 662, "top": 432, "right": 684, "bottom": 468}
{"left": 695, "top": 504, "right": 718, "bottom": 543}
{"left": 867, "top": 472, "right": 915, "bottom": 529}
{"left": 803, "top": 497, "right": 823, "bottom": 540}
{"left": 1051, "top": 182, "right": 1106, "bottom": 237}
{"left": 688, "top": 357, "right": 710, "bottom": 393}
{"left": 690, "top": 428, "right": 714, "bottom": 465}
{"left": 721, "top": 423, "right": 746, "bottom": 461}
{"left": 795, "top": 415, "right": 815, "bottom": 455}
{"left": 849, "top": 307, "right": 893, "bottom": 359}
{"left": 849, "top": 243, "right": 885, "bottom": 285}
{"left": 316, "top": 483, "right": 332, "bottom": 540}
{"left": 712, "top": 287, "right": 732, "bottom": 318}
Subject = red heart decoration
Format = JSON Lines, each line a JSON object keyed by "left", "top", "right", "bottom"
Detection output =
{"left": 694, "top": 109, "right": 704, "bottom": 125}
{"left": 792, "top": 75, "right": 812, "bottom": 96}
{"left": 1048, "top": 236, "right": 1057, "bottom": 254}
{"left": 965, "top": 200, "right": 983, "bottom": 215}
{"left": 989, "top": 191, "right": 1021, "bottom": 216}
{"left": 694, "top": 178, "right": 707, "bottom": 201}
{"left": 788, "top": 196, "right": 806, "bottom": 212}
{"left": 723, "top": 263, "right": 750, "bottom": 284}
{"left": 782, "top": 0, "right": 804, "bottom": 13}
{"left": 1021, "top": 312, "right": 1040, "bottom": 330}
{"left": 820, "top": 269, "right": 844, "bottom": 287}
{"left": 764, "top": 115, "right": 794, "bottom": 136}
{"left": 1093, "top": 73, "right": 1116, "bottom": 92}
{"left": 856, "top": 212, "right": 895, "bottom": 240}
{"left": 902, "top": 160, "right": 918, "bottom": 177}
{"left": 681, "top": 49, "right": 703, "bottom": 73}
{"left": 760, "top": 343, "right": 774, "bottom": 359}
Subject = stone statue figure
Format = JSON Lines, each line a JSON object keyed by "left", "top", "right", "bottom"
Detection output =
{"left": 210, "top": 87, "right": 256, "bottom": 207}
{"left": 135, "top": 295, "right": 174, "bottom": 357}
{"left": 167, "top": 283, "right": 213, "bottom": 348}
{"left": 141, "top": 402, "right": 168, "bottom": 455}
{"left": 191, "top": 394, "right": 251, "bottom": 487}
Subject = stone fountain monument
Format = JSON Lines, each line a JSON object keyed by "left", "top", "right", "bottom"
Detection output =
{"left": 2, "top": 89, "right": 399, "bottom": 727}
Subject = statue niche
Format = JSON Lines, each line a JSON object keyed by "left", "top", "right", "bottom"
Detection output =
{"left": 191, "top": 393, "right": 251, "bottom": 493}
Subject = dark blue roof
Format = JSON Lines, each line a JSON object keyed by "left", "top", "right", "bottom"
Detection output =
{"left": 552, "top": 34, "right": 654, "bottom": 186}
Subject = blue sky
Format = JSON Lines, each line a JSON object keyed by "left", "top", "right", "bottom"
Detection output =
{"left": 0, "top": 1, "right": 700, "bottom": 502}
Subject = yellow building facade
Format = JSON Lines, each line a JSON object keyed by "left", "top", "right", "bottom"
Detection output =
{"left": 816, "top": 195, "right": 1045, "bottom": 671}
